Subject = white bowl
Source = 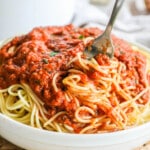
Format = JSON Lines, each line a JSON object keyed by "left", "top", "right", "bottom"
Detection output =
{"left": 1, "top": 113, "right": 150, "bottom": 150}
{"left": 0, "top": 42, "right": 150, "bottom": 150}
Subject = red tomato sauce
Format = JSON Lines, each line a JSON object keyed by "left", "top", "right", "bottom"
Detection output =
{"left": 0, "top": 24, "right": 149, "bottom": 117}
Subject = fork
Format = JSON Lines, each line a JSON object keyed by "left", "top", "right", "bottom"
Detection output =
{"left": 84, "top": 0, "right": 124, "bottom": 59}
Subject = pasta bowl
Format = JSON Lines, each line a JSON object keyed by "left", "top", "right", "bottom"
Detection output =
{"left": 0, "top": 24, "right": 150, "bottom": 150}
{"left": 0, "top": 41, "right": 150, "bottom": 150}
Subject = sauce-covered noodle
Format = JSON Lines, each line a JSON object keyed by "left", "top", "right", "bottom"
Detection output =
{"left": 0, "top": 25, "right": 150, "bottom": 133}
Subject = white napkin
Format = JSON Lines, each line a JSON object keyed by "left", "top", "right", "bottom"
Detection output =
{"left": 73, "top": 0, "right": 150, "bottom": 48}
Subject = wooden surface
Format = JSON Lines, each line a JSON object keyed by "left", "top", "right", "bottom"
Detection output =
{"left": 0, "top": 136, "right": 150, "bottom": 150}
{"left": 134, "top": 141, "right": 150, "bottom": 150}
{"left": 0, "top": 137, "right": 24, "bottom": 150}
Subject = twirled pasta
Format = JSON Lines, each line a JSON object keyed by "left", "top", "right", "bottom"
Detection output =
{"left": 0, "top": 25, "right": 150, "bottom": 134}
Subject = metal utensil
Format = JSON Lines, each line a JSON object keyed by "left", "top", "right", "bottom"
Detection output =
{"left": 84, "top": 0, "right": 124, "bottom": 58}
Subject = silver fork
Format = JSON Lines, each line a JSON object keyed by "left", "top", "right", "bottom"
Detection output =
{"left": 84, "top": 0, "right": 124, "bottom": 59}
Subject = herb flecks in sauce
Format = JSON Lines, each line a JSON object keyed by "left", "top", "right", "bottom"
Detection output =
{"left": 49, "top": 51, "right": 59, "bottom": 57}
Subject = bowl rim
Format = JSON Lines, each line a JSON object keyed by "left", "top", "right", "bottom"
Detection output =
{"left": 1, "top": 113, "right": 150, "bottom": 147}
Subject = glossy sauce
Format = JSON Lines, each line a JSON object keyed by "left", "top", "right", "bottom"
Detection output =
{"left": 0, "top": 24, "right": 149, "bottom": 123}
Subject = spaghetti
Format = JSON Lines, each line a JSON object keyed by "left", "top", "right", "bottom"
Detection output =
{"left": 0, "top": 24, "right": 150, "bottom": 133}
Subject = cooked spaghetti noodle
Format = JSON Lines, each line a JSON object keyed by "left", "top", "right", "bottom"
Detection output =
{"left": 0, "top": 25, "right": 150, "bottom": 133}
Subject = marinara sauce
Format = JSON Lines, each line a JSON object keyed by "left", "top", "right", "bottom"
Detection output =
{"left": 0, "top": 24, "right": 149, "bottom": 118}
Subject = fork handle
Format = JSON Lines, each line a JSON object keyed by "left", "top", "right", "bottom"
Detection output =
{"left": 104, "top": 0, "right": 124, "bottom": 36}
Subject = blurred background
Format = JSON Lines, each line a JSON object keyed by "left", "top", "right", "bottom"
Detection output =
{"left": 0, "top": 0, "right": 150, "bottom": 46}
{"left": 72, "top": 0, "right": 150, "bottom": 48}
